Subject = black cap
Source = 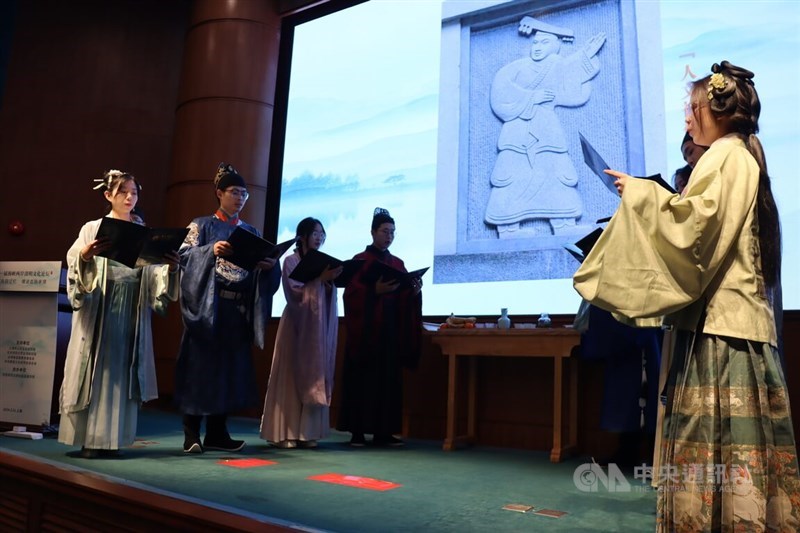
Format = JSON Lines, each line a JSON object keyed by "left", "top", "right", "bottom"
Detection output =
{"left": 372, "top": 207, "right": 394, "bottom": 229}
{"left": 214, "top": 162, "right": 246, "bottom": 190}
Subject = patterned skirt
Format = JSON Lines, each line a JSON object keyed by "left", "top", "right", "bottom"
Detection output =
{"left": 656, "top": 332, "right": 800, "bottom": 532}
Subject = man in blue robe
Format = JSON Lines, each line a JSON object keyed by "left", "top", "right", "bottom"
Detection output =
{"left": 175, "top": 163, "right": 281, "bottom": 453}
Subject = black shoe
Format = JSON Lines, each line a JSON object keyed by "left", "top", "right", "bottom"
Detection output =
{"left": 182, "top": 414, "right": 203, "bottom": 454}
{"left": 98, "top": 449, "right": 123, "bottom": 458}
{"left": 373, "top": 435, "right": 405, "bottom": 447}
{"left": 183, "top": 440, "right": 204, "bottom": 454}
{"left": 349, "top": 433, "right": 366, "bottom": 447}
{"left": 203, "top": 436, "right": 245, "bottom": 452}
{"left": 79, "top": 447, "right": 99, "bottom": 459}
{"left": 204, "top": 414, "right": 244, "bottom": 451}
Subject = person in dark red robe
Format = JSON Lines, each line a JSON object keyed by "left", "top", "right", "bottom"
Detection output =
{"left": 337, "top": 208, "right": 422, "bottom": 447}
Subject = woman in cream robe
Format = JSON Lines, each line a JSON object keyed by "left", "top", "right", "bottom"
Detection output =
{"left": 574, "top": 62, "right": 799, "bottom": 531}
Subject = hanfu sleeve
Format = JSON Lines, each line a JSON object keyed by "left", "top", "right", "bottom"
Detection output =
{"left": 574, "top": 143, "right": 758, "bottom": 321}
{"left": 178, "top": 221, "right": 218, "bottom": 337}
{"left": 66, "top": 220, "right": 103, "bottom": 309}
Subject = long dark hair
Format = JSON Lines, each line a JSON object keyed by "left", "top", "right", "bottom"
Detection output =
{"left": 295, "top": 217, "right": 324, "bottom": 257}
{"left": 690, "top": 61, "right": 781, "bottom": 287}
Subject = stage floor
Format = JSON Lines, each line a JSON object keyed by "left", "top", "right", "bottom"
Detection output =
{"left": 0, "top": 408, "right": 656, "bottom": 532}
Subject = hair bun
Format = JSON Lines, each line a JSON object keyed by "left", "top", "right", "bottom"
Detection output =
{"left": 713, "top": 61, "right": 755, "bottom": 83}
{"left": 93, "top": 169, "right": 136, "bottom": 191}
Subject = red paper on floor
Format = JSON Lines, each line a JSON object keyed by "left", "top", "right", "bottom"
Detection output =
{"left": 217, "top": 458, "right": 277, "bottom": 468}
{"left": 308, "top": 473, "right": 401, "bottom": 491}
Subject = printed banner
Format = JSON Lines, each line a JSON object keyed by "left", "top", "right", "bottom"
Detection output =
{"left": 0, "top": 261, "right": 61, "bottom": 428}
{"left": 0, "top": 261, "right": 61, "bottom": 292}
{"left": 0, "top": 326, "right": 57, "bottom": 426}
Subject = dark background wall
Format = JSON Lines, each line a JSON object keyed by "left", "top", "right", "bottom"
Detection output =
{"left": 0, "top": 0, "right": 190, "bottom": 260}
{"left": 0, "top": 1, "right": 17, "bottom": 107}
{"left": 0, "top": 0, "right": 796, "bottom": 456}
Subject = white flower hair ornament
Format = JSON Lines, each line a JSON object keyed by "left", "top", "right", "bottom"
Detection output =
{"left": 92, "top": 169, "right": 138, "bottom": 191}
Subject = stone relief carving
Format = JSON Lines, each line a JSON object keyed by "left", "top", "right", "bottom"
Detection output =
{"left": 484, "top": 16, "right": 606, "bottom": 238}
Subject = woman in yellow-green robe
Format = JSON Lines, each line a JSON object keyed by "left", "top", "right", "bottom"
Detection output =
{"left": 574, "top": 62, "right": 799, "bottom": 532}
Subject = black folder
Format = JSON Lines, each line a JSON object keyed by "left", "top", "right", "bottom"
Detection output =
{"left": 226, "top": 227, "right": 296, "bottom": 271}
{"left": 634, "top": 174, "right": 677, "bottom": 194}
{"left": 288, "top": 249, "right": 364, "bottom": 287}
{"left": 579, "top": 132, "right": 616, "bottom": 195}
{"left": 580, "top": 133, "right": 677, "bottom": 195}
{"left": 136, "top": 227, "right": 190, "bottom": 268}
{"left": 362, "top": 262, "right": 429, "bottom": 289}
{"left": 95, "top": 217, "right": 188, "bottom": 269}
{"left": 564, "top": 227, "right": 603, "bottom": 263}
{"left": 333, "top": 258, "right": 367, "bottom": 288}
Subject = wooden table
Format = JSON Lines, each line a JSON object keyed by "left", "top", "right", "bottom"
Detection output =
{"left": 429, "top": 327, "right": 580, "bottom": 462}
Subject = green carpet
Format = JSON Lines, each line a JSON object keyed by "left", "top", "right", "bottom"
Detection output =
{"left": 0, "top": 408, "right": 656, "bottom": 532}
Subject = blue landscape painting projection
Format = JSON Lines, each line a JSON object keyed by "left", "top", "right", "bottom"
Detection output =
{"left": 273, "top": 1, "right": 442, "bottom": 316}
{"left": 273, "top": 0, "right": 800, "bottom": 317}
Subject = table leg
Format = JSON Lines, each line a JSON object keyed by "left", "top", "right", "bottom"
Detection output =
{"left": 569, "top": 356, "right": 578, "bottom": 451}
{"left": 467, "top": 356, "right": 477, "bottom": 442}
{"left": 444, "top": 353, "right": 458, "bottom": 451}
{"left": 550, "top": 356, "right": 563, "bottom": 463}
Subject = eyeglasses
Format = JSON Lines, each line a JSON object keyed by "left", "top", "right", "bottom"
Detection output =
{"left": 225, "top": 188, "right": 249, "bottom": 200}
{"left": 684, "top": 102, "right": 707, "bottom": 117}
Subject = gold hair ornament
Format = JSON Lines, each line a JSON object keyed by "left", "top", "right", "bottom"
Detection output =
{"left": 707, "top": 73, "right": 726, "bottom": 100}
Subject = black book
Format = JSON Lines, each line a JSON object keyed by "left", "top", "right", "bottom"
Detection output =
{"left": 267, "top": 236, "right": 300, "bottom": 260}
{"left": 95, "top": 217, "right": 188, "bottom": 269}
{"left": 362, "top": 261, "right": 429, "bottom": 289}
{"left": 579, "top": 132, "right": 616, "bottom": 195}
{"left": 564, "top": 227, "right": 603, "bottom": 264}
{"left": 226, "top": 227, "right": 297, "bottom": 271}
{"left": 580, "top": 134, "right": 677, "bottom": 195}
{"left": 136, "top": 227, "right": 190, "bottom": 268}
{"left": 333, "top": 258, "right": 367, "bottom": 288}
{"left": 633, "top": 174, "right": 677, "bottom": 195}
{"left": 288, "top": 249, "right": 364, "bottom": 286}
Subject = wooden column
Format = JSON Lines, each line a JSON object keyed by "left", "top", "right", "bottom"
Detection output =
{"left": 155, "top": 0, "right": 281, "bottom": 396}
{"left": 165, "top": 0, "right": 281, "bottom": 229}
